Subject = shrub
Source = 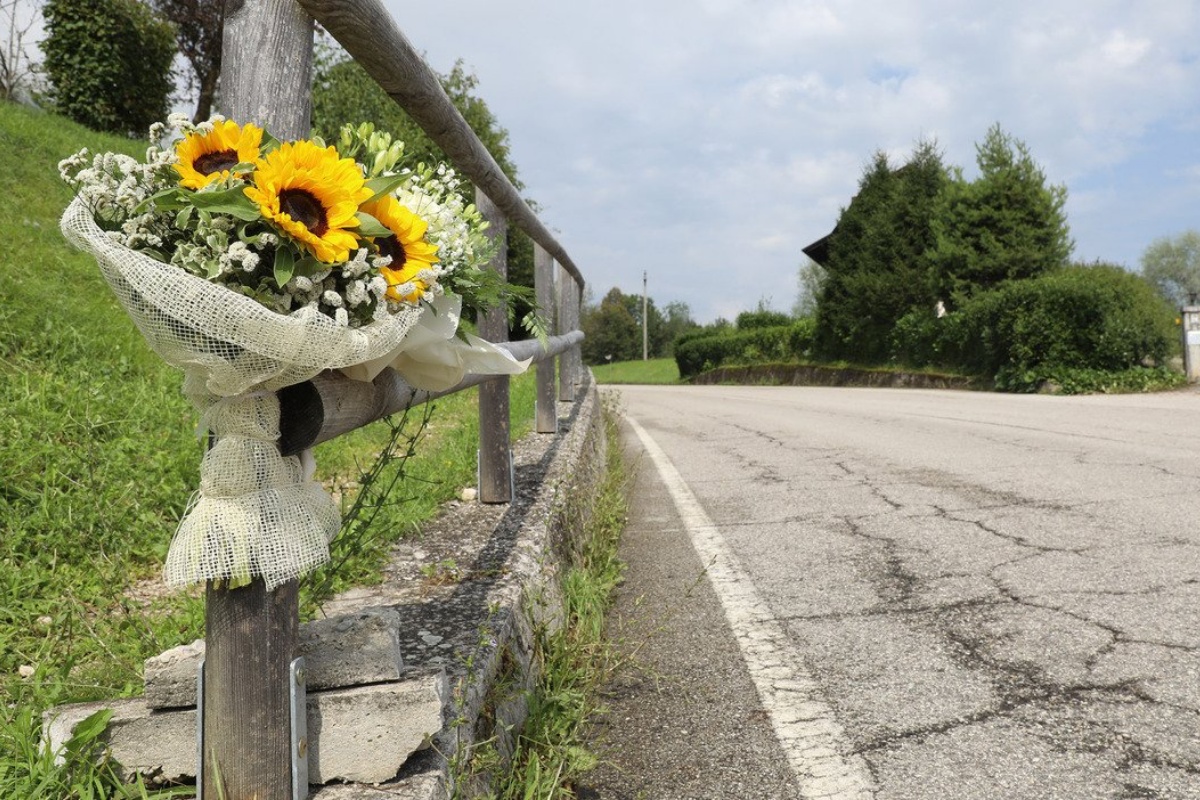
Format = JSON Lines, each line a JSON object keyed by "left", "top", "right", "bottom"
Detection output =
{"left": 675, "top": 319, "right": 815, "bottom": 379}
{"left": 889, "top": 309, "right": 943, "bottom": 367}
{"left": 42, "top": 0, "right": 176, "bottom": 136}
{"left": 735, "top": 309, "right": 792, "bottom": 330}
{"left": 996, "top": 366, "right": 1186, "bottom": 395}
{"left": 945, "top": 263, "right": 1177, "bottom": 377}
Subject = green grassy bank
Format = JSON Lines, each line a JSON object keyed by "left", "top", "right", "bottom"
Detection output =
{"left": 0, "top": 101, "right": 537, "bottom": 797}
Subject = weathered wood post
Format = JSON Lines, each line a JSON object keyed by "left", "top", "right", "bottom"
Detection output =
{"left": 476, "top": 188, "right": 514, "bottom": 502}
{"left": 557, "top": 265, "right": 580, "bottom": 402}
{"left": 205, "top": 1, "right": 313, "bottom": 797}
{"left": 535, "top": 243, "right": 558, "bottom": 434}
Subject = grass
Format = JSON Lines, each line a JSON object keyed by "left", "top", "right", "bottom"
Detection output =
{"left": 464, "top": 396, "right": 628, "bottom": 799}
{"left": 590, "top": 357, "right": 679, "bottom": 385}
{"left": 0, "top": 100, "right": 539, "bottom": 797}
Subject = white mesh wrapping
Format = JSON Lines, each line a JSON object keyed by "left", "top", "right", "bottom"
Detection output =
{"left": 61, "top": 196, "right": 425, "bottom": 589}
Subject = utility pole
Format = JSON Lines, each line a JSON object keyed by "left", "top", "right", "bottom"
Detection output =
{"left": 642, "top": 270, "right": 648, "bottom": 361}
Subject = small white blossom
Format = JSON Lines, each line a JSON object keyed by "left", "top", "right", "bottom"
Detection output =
{"left": 346, "top": 280, "right": 368, "bottom": 306}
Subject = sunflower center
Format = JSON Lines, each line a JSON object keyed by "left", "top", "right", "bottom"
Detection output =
{"left": 193, "top": 149, "right": 239, "bottom": 177}
{"left": 378, "top": 235, "right": 407, "bottom": 266}
{"left": 279, "top": 189, "right": 329, "bottom": 237}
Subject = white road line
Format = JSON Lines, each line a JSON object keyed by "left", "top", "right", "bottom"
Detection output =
{"left": 627, "top": 416, "right": 875, "bottom": 800}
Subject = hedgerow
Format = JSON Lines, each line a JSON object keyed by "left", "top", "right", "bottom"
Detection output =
{"left": 675, "top": 319, "right": 815, "bottom": 379}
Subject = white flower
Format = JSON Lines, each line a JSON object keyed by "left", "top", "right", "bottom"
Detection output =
{"left": 346, "top": 280, "right": 368, "bottom": 306}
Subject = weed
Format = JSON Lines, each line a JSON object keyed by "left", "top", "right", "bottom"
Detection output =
{"left": 462, "top": 396, "right": 629, "bottom": 799}
{"left": 419, "top": 559, "right": 463, "bottom": 587}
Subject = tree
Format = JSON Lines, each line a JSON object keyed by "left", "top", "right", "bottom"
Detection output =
{"left": 1141, "top": 230, "right": 1200, "bottom": 308}
{"left": 659, "top": 301, "right": 698, "bottom": 355}
{"left": 581, "top": 287, "right": 641, "bottom": 364}
{"left": 43, "top": 0, "right": 176, "bottom": 136}
{"left": 813, "top": 140, "right": 948, "bottom": 362}
{"left": 928, "top": 124, "right": 1072, "bottom": 307}
{"left": 0, "top": 0, "right": 42, "bottom": 103}
{"left": 311, "top": 36, "right": 521, "bottom": 183}
{"left": 146, "top": 0, "right": 222, "bottom": 122}
{"left": 793, "top": 258, "right": 825, "bottom": 318}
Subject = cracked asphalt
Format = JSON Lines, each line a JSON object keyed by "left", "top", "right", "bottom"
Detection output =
{"left": 592, "top": 385, "right": 1200, "bottom": 799}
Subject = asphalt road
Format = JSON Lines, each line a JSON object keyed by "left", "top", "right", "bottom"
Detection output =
{"left": 583, "top": 384, "right": 1200, "bottom": 800}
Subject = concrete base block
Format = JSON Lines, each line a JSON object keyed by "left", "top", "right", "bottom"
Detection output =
{"left": 143, "top": 607, "right": 405, "bottom": 709}
{"left": 308, "top": 674, "right": 446, "bottom": 784}
{"left": 44, "top": 668, "right": 446, "bottom": 787}
{"left": 43, "top": 700, "right": 197, "bottom": 786}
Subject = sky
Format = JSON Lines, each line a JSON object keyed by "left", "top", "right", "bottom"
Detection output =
{"left": 13, "top": 1, "right": 1197, "bottom": 323}
{"left": 373, "top": 0, "right": 1200, "bottom": 324}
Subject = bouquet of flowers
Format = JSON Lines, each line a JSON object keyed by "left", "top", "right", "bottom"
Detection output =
{"left": 59, "top": 115, "right": 532, "bottom": 590}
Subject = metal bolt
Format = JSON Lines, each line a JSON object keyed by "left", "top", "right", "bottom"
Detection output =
{"left": 295, "top": 667, "right": 305, "bottom": 686}
{"left": 298, "top": 737, "right": 308, "bottom": 758}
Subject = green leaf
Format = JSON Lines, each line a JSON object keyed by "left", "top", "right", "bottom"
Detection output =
{"left": 135, "top": 186, "right": 187, "bottom": 214}
{"left": 189, "top": 187, "right": 260, "bottom": 222}
{"left": 363, "top": 173, "right": 408, "bottom": 205}
{"left": 64, "top": 709, "right": 113, "bottom": 757}
{"left": 273, "top": 246, "right": 295, "bottom": 288}
{"left": 293, "top": 255, "right": 325, "bottom": 279}
{"left": 355, "top": 211, "right": 392, "bottom": 238}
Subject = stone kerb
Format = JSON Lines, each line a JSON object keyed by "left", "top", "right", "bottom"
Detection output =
{"left": 43, "top": 373, "right": 604, "bottom": 797}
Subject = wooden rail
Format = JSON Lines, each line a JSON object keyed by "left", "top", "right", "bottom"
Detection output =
{"left": 204, "top": 0, "right": 588, "bottom": 797}
{"left": 277, "top": 332, "right": 585, "bottom": 456}
{"left": 295, "top": 0, "right": 584, "bottom": 288}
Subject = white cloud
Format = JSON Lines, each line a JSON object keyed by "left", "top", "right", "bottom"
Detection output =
{"left": 377, "top": 0, "right": 1200, "bottom": 322}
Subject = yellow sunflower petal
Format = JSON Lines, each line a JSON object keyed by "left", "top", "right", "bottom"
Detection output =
{"left": 174, "top": 120, "right": 263, "bottom": 190}
{"left": 361, "top": 194, "right": 440, "bottom": 302}
{"left": 243, "top": 140, "right": 372, "bottom": 263}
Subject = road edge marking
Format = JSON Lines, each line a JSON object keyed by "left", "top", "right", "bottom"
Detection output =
{"left": 627, "top": 415, "right": 876, "bottom": 800}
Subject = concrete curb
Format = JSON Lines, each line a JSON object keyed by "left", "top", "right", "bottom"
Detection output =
{"left": 692, "top": 363, "right": 978, "bottom": 390}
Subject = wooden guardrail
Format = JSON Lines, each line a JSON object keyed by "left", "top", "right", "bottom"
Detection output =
{"left": 208, "top": 1, "right": 586, "bottom": 796}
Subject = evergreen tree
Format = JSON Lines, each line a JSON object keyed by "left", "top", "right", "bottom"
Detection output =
{"left": 43, "top": 0, "right": 176, "bottom": 136}
{"left": 928, "top": 124, "right": 1072, "bottom": 307}
{"left": 813, "top": 141, "right": 947, "bottom": 362}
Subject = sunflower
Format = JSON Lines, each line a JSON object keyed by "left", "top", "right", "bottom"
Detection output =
{"left": 173, "top": 120, "right": 263, "bottom": 190}
{"left": 243, "top": 141, "right": 372, "bottom": 264}
{"left": 361, "top": 194, "right": 440, "bottom": 303}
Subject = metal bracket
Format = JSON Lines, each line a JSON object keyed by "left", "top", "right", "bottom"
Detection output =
{"left": 195, "top": 657, "right": 309, "bottom": 800}
{"left": 291, "top": 657, "right": 309, "bottom": 800}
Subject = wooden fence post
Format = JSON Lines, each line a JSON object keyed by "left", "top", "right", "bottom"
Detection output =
{"left": 534, "top": 244, "right": 558, "bottom": 434}
{"left": 475, "top": 188, "right": 513, "bottom": 503}
{"left": 557, "top": 265, "right": 579, "bottom": 401}
{"left": 205, "top": 1, "right": 313, "bottom": 798}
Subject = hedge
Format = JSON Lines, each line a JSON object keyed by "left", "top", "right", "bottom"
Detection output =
{"left": 675, "top": 319, "right": 815, "bottom": 379}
